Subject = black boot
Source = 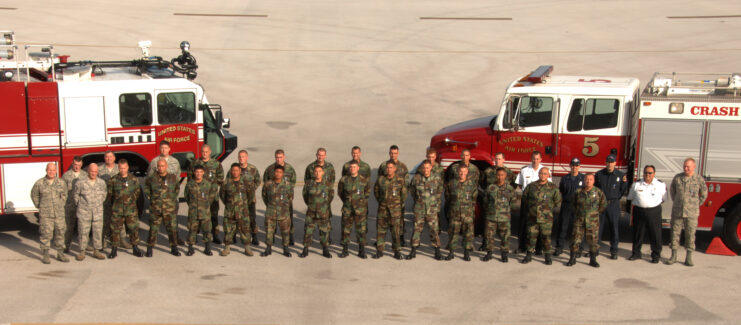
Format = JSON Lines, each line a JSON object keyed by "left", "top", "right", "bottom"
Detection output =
{"left": 358, "top": 245, "right": 367, "bottom": 259}
{"left": 212, "top": 236, "right": 222, "bottom": 245}
{"left": 289, "top": 234, "right": 295, "bottom": 246}
{"left": 521, "top": 252, "right": 532, "bottom": 264}
{"left": 170, "top": 246, "right": 181, "bottom": 256}
{"left": 261, "top": 245, "right": 272, "bottom": 257}
{"left": 204, "top": 242, "right": 213, "bottom": 256}
{"left": 251, "top": 236, "right": 260, "bottom": 246}
{"left": 544, "top": 253, "right": 552, "bottom": 265}
{"left": 445, "top": 250, "right": 455, "bottom": 261}
{"left": 145, "top": 246, "right": 153, "bottom": 257}
{"left": 132, "top": 246, "right": 143, "bottom": 257}
{"left": 283, "top": 245, "right": 292, "bottom": 257}
{"left": 299, "top": 246, "right": 309, "bottom": 258}
{"left": 478, "top": 240, "right": 487, "bottom": 252}
{"left": 322, "top": 246, "right": 332, "bottom": 258}
{"left": 186, "top": 245, "right": 195, "bottom": 256}
{"left": 108, "top": 246, "right": 118, "bottom": 259}
{"left": 339, "top": 244, "right": 349, "bottom": 258}
{"left": 589, "top": 252, "right": 600, "bottom": 268}
{"left": 393, "top": 251, "right": 402, "bottom": 260}
{"left": 566, "top": 251, "right": 576, "bottom": 266}
{"left": 501, "top": 251, "right": 508, "bottom": 263}
{"left": 463, "top": 249, "right": 471, "bottom": 262}
{"left": 406, "top": 247, "right": 416, "bottom": 260}
{"left": 373, "top": 249, "right": 383, "bottom": 259}
{"left": 434, "top": 247, "right": 442, "bottom": 260}
{"left": 482, "top": 251, "right": 493, "bottom": 262}
{"left": 554, "top": 247, "right": 563, "bottom": 257}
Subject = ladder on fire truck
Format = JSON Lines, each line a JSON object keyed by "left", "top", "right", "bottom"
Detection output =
{"left": 647, "top": 71, "right": 741, "bottom": 96}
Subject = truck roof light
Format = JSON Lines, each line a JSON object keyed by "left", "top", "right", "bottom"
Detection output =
{"left": 520, "top": 65, "right": 553, "bottom": 83}
{"left": 643, "top": 101, "right": 651, "bottom": 106}
{"left": 669, "top": 102, "right": 684, "bottom": 114}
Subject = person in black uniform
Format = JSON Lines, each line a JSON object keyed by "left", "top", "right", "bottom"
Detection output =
{"left": 595, "top": 154, "right": 628, "bottom": 260}
{"left": 554, "top": 158, "right": 585, "bottom": 257}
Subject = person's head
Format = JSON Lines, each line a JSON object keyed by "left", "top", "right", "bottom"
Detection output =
{"left": 157, "top": 159, "right": 168, "bottom": 176}
{"left": 118, "top": 159, "right": 129, "bottom": 176}
{"left": 643, "top": 165, "right": 656, "bottom": 183}
{"left": 230, "top": 163, "right": 242, "bottom": 180}
{"left": 159, "top": 140, "right": 171, "bottom": 156}
{"left": 570, "top": 157, "right": 581, "bottom": 175}
{"left": 71, "top": 156, "right": 83, "bottom": 172}
{"left": 193, "top": 166, "right": 205, "bottom": 181}
{"left": 494, "top": 152, "right": 505, "bottom": 167}
{"left": 351, "top": 146, "right": 361, "bottom": 160}
{"left": 274, "top": 149, "right": 285, "bottom": 165}
{"left": 45, "top": 163, "right": 57, "bottom": 179}
{"left": 389, "top": 145, "right": 399, "bottom": 161}
{"left": 426, "top": 147, "right": 437, "bottom": 162}
{"left": 103, "top": 151, "right": 115, "bottom": 166}
{"left": 238, "top": 149, "right": 249, "bottom": 166}
{"left": 496, "top": 167, "right": 507, "bottom": 185}
{"left": 201, "top": 144, "right": 212, "bottom": 160}
{"left": 421, "top": 160, "right": 432, "bottom": 177}
{"left": 316, "top": 148, "right": 327, "bottom": 164}
{"left": 531, "top": 151, "right": 542, "bottom": 167}
{"left": 313, "top": 165, "right": 324, "bottom": 181}
{"left": 584, "top": 173, "right": 595, "bottom": 189}
{"left": 683, "top": 157, "right": 696, "bottom": 176}
{"left": 87, "top": 163, "right": 98, "bottom": 180}
{"left": 538, "top": 167, "right": 550, "bottom": 183}
{"left": 606, "top": 154, "right": 616, "bottom": 171}
{"left": 458, "top": 164, "right": 469, "bottom": 181}
{"left": 273, "top": 165, "right": 284, "bottom": 182}
{"left": 461, "top": 149, "right": 471, "bottom": 163}
{"left": 385, "top": 160, "right": 397, "bottom": 178}
{"left": 349, "top": 160, "right": 359, "bottom": 177}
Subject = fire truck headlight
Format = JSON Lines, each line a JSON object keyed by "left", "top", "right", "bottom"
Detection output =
{"left": 2, "top": 70, "right": 13, "bottom": 80}
{"left": 669, "top": 102, "right": 684, "bottom": 114}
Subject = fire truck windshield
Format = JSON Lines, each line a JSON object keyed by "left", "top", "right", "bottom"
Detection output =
{"left": 516, "top": 96, "right": 554, "bottom": 128}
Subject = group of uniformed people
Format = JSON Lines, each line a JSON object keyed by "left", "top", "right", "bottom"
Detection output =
{"left": 30, "top": 140, "right": 707, "bottom": 267}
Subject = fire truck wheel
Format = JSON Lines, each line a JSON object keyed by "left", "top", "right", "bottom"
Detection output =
{"left": 721, "top": 205, "right": 741, "bottom": 255}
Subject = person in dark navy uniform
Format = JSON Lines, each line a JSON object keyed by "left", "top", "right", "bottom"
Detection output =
{"left": 595, "top": 154, "right": 628, "bottom": 260}
{"left": 554, "top": 158, "right": 585, "bottom": 257}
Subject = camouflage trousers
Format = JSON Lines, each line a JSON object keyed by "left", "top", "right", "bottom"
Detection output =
{"left": 571, "top": 222, "right": 599, "bottom": 254}
{"left": 103, "top": 203, "right": 112, "bottom": 244}
{"left": 77, "top": 209, "right": 103, "bottom": 251}
{"left": 64, "top": 205, "right": 77, "bottom": 248}
{"left": 210, "top": 200, "right": 220, "bottom": 237}
{"left": 485, "top": 220, "right": 510, "bottom": 252}
{"left": 527, "top": 222, "right": 552, "bottom": 254}
{"left": 248, "top": 201, "right": 258, "bottom": 235}
{"left": 671, "top": 216, "right": 698, "bottom": 251}
{"left": 266, "top": 217, "right": 291, "bottom": 246}
{"left": 304, "top": 212, "right": 330, "bottom": 248}
{"left": 376, "top": 204, "right": 403, "bottom": 252}
{"left": 448, "top": 216, "right": 474, "bottom": 250}
{"left": 110, "top": 213, "right": 140, "bottom": 247}
{"left": 411, "top": 212, "right": 441, "bottom": 248}
{"left": 148, "top": 212, "right": 178, "bottom": 247}
{"left": 224, "top": 214, "right": 251, "bottom": 246}
{"left": 187, "top": 217, "right": 213, "bottom": 245}
{"left": 341, "top": 204, "right": 367, "bottom": 246}
{"left": 39, "top": 214, "right": 66, "bottom": 250}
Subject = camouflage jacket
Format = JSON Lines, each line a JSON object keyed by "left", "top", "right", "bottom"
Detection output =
{"left": 446, "top": 161, "right": 480, "bottom": 185}
{"left": 262, "top": 181, "right": 293, "bottom": 219}
{"left": 485, "top": 183, "right": 516, "bottom": 222}
{"left": 575, "top": 187, "right": 606, "bottom": 226}
{"left": 522, "top": 181, "right": 562, "bottom": 224}
{"left": 143, "top": 173, "right": 179, "bottom": 216}
{"left": 338, "top": 175, "right": 371, "bottom": 207}
{"left": 342, "top": 159, "right": 371, "bottom": 179}
{"left": 188, "top": 158, "right": 224, "bottom": 186}
{"left": 97, "top": 163, "right": 119, "bottom": 182}
{"left": 107, "top": 174, "right": 141, "bottom": 216}
{"left": 484, "top": 165, "right": 514, "bottom": 187}
{"left": 374, "top": 175, "right": 407, "bottom": 208}
{"left": 31, "top": 177, "right": 67, "bottom": 217}
{"left": 263, "top": 163, "right": 297, "bottom": 188}
{"left": 304, "top": 161, "right": 336, "bottom": 184}
{"left": 670, "top": 173, "right": 708, "bottom": 219}
{"left": 409, "top": 173, "right": 443, "bottom": 215}
{"left": 62, "top": 169, "right": 87, "bottom": 208}
{"left": 378, "top": 160, "right": 409, "bottom": 180}
{"left": 220, "top": 177, "right": 252, "bottom": 219}
{"left": 303, "top": 180, "right": 334, "bottom": 217}
{"left": 147, "top": 155, "right": 181, "bottom": 177}
{"left": 415, "top": 161, "right": 444, "bottom": 181}
{"left": 184, "top": 179, "right": 218, "bottom": 220}
{"left": 446, "top": 178, "right": 478, "bottom": 213}
{"left": 74, "top": 178, "right": 107, "bottom": 213}
{"left": 239, "top": 163, "right": 261, "bottom": 203}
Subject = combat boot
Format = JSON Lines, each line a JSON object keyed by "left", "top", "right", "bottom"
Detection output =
{"left": 244, "top": 245, "right": 254, "bottom": 256}
{"left": 339, "top": 244, "right": 349, "bottom": 258}
{"left": 289, "top": 234, "right": 295, "bottom": 246}
{"left": 299, "top": 246, "right": 309, "bottom": 258}
{"left": 261, "top": 245, "right": 272, "bottom": 257}
{"left": 92, "top": 250, "right": 106, "bottom": 260}
{"left": 220, "top": 245, "right": 230, "bottom": 256}
{"left": 478, "top": 239, "right": 487, "bottom": 252}
{"left": 186, "top": 245, "right": 195, "bottom": 256}
{"left": 373, "top": 249, "right": 383, "bottom": 259}
{"left": 41, "top": 249, "right": 51, "bottom": 264}
{"left": 566, "top": 251, "right": 576, "bottom": 266}
{"left": 544, "top": 253, "right": 552, "bottom": 265}
{"left": 521, "top": 252, "right": 532, "bottom": 264}
{"left": 554, "top": 247, "right": 563, "bottom": 257}
{"left": 145, "top": 246, "right": 153, "bottom": 258}
{"left": 501, "top": 251, "right": 508, "bottom": 263}
{"left": 685, "top": 250, "right": 694, "bottom": 267}
{"left": 434, "top": 247, "right": 442, "bottom": 260}
{"left": 57, "top": 250, "right": 69, "bottom": 263}
{"left": 666, "top": 249, "right": 677, "bottom": 265}
{"left": 482, "top": 250, "right": 493, "bottom": 262}
{"left": 463, "top": 249, "right": 471, "bottom": 262}
{"left": 76, "top": 252, "right": 85, "bottom": 261}
{"left": 204, "top": 242, "right": 213, "bottom": 256}
{"left": 170, "top": 246, "right": 181, "bottom": 256}
{"left": 322, "top": 246, "right": 332, "bottom": 259}
{"left": 251, "top": 236, "right": 260, "bottom": 246}
{"left": 132, "top": 245, "right": 143, "bottom": 257}
{"left": 393, "top": 250, "right": 402, "bottom": 260}
{"left": 108, "top": 247, "right": 118, "bottom": 259}
{"left": 358, "top": 245, "right": 367, "bottom": 259}
{"left": 575, "top": 249, "right": 583, "bottom": 258}
{"left": 589, "top": 252, "right": 600, "bottom": 268}
{"left": 406, "top": 247, "right": 416, "bottom": 260}
{"left": 445, "top": 249, "right": 455, "bottom": 261}
{"left": 282, "top": 244, "right": 292, "bottom": 257}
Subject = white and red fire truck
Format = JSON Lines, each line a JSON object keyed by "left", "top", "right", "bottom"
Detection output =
{"left": 431, "top": 65, "right": 741, "bottom": 253}
{"left": 0, "top": 32, "right": 237, "bottom": 215}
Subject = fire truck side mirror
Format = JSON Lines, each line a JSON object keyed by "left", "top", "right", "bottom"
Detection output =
{"left": 215, "top": 110, "right": 223, "bottom": 130}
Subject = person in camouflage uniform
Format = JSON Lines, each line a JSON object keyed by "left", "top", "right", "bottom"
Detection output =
{"left": 299, "top": 165, "right": 334, "bottom": 258}
{"left": 261, "top": 166, "right": 293, "bottom": 257}
{"left": 444, "top": 164, "right": 478, "bottom": 261}
{"left": 188, "top": 144, "right": 224, "bottom": 244}
{"left": 62, "top": 156, "right": 87, "bottom": 252}
{"left": 304, "top": 148, "right": 336, "bottom": 245}
{"left": 567, "top": 173, "right": 606, "bottom": 268}
{"left": 337, "top": 160, "right": 371, "bottom": 258}
{"left": 520, "top": 167, "right": 562, "bottom": 265}
{"left": 373, "top": 161, "right": 407, "bottom": 260}
{"left": 73, "top": 164, "right": 107, "bottom": 261}
{"left": 667, "top": 157, "right": 708, "bottom": 266}
{"left": 377, "top": 145, "right": 410, "bottom": 246}
{"left": 407, "top": 160, "right": 443, "bottom": 260}
{"left": 147, "top": 140, "right": 181, "bottom": 177}
{"left": 220, "top": 163, "right": 255, "bottom": 257}
{"left": 143, "top": 159, "right": 181, "bottom": 257}
{"left": 184, "top": 165, "right": 219, "bottom": 256}
{"left": 237, "top": 150, "right": 261, "bottom": 246}
{"left": 445, "top": 149, "right": 480, "bottom": 185}
{"left": 98, "top": 151, "right": 129, "bottom": 250}
{"left": 263, "top": 149, "right": 297, "bottom": 246}
{"left": 416, "top": 147, "right": 444, "bottom": 180}
{"left": 106, "top": 159, "right": 143, "bottom": 259}
{"left": 483, "top": 167, "right": 517, "bottom": 262}
{"left": 480, "top": 152, "right": 514, "bottom": 252}
{"left": 342, "top": 146, "right": 371, "bottom": 179}
{"left": 31, "top": 163, "right": 69, "bottom": 264}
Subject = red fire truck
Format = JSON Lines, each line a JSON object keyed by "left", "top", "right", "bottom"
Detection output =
{"left": 0, "top": 32, "right": 237, "bottom": 215}
{"left": 430, "top": 65, "right": 741, "bottom": 253}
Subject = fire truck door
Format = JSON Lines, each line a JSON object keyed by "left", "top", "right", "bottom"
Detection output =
{"left": 558, "top": 97, "right": 623, "bottom": 174}
{"left": 154, "top": 90, "right": 198, "bottom": 173}
{"left": 62, "top": 97, "right": 106, "bottom": 146}
{"left": 499, "top": 95, "right": 557, "bottom": 169}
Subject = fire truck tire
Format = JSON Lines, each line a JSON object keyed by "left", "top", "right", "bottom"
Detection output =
{"left": 721, "top": 206, "right": 741, "bottom": 255}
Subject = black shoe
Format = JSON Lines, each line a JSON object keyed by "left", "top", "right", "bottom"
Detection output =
{"left": 322, "top": 247, "right": 332, "bottom": 259}
{"left": 289, "top": 236, "right": 295, "bottom": 247}
{"left": 299, "top": 247, "right": 309, "bottom": 258}
{"left": 521, "top": 252, "right": 532, "bottom": 264}
{"left": 393, "top": 251, "right": 402, "bottom": 260}
{"left": 434, "top": 247, "right": 442, "bottom": 260}
{"left": 501, "top": 251, "right": 508, "bottom": 263}
{"left": 186, "top": 245, "right": 195, "bottom": 256}
{"left": 478, "top": 242, "right": 487, "bottom": 252}
{"left": 445, "top": 250, "right": 455, "bottom": 261}
{"left": 590, "top": 252, "right": 600, "bottom": 267}
{"left": 463, "top": 249, "right": 471, "bottom": 262}
{"left": 108, "top": 247, "right": 118, "bottom": 259}
{"left": 283, "top": 245, "right": 292, "bottom": 257}
{"left": 575, "top": 250, "right": 583, "bottom": 258}
{"left": 651, "top": 255, "right": 660, "bottom": 264}
{"left": 566, "top": 251, "right": 576, "bottom": 266}
{"left": 554, "top": 247, "right": 563, "bottom": 257}
{"left": 145, "top": 246, "right": 153, "bottom": 258}
{"left": 251, "top": 236, "right": 260, "bottom": 246}
{"left": 406, "top": 247, "right": 416, "bottom": 260}
{"left": 400, "top": 237, "right": 406, "bottom": 248}
{"left": 544, "top": 253, "right": 552, "bottom": 265}
{"left": 204, "top": 243, "right": 213, "bottom": 256}
{"left": 535, "top": 248, "right": 543, "bottom": 256}
{"left": 358, "top": 245, "right": 367, "bottom": 259}
{"left": 482, "top": 251, "right": 493, "bottom": 262}
{"left": 212, "top": 237, "right": 222, "bottom": 245}
{"left": 339, "top": 245, "right": 349, "bottom": 258}
{"left": 132, "top": 246, "right": 143, "bottom": 257}
{"left": 373, "top": 250, "right": 383, "bottom": 259}
{"left": 610, "top": 252, "right": 618, "bottom": 260}
{"left": 170, "top": 246, "right": 181, "bottom": 256}
{"left": 628, "top": 253, "right": 642, "bottom": 261}
{"left": 261, "top": 246, "right": 272, "bottom": 257}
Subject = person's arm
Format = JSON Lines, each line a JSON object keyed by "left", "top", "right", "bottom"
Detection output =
{"left": 30, "top": 180, "right": 41, "bottom": 208}
{"left": 698, "top": 177, "right": 708, "bottom": 205}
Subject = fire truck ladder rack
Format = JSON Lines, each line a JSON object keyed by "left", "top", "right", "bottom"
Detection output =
{"left": 647, "top": 72, "right": 741, "bottom": 96}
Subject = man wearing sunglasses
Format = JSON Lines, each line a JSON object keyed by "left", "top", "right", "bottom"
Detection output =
{"left": 626, "top": 165, "right": 666, "bottom": 263}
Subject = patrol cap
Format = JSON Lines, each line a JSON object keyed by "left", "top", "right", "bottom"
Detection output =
{"left": 570, "top": 157, "right": 581, "bottom": 166}
{"left": 606, "top": 154, "right": 616, "bottom": 163}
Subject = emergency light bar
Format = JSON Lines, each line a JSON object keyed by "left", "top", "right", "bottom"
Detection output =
{"left": 520, "top": 65, "right": 553, "bottom": 83}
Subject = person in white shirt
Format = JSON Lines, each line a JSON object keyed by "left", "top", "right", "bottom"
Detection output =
{"left": 626, "top": 165, "right": 666, "bottom": 263}
{"left": 515, "top": 151, "right": 551, "bottom": 252}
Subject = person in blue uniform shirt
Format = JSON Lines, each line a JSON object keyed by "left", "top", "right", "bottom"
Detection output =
{"left": 595, "top": 154, "right": 628, "bottom": 260}
{"left": 554, "top": 157, "right": 585, "bottom": 257}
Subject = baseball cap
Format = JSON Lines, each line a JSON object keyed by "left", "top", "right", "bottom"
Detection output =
{"left": 606, "top": 155, "right": 616, "bottom": 163}
{"left": 570, "top": 158, "right": 581, "bottom": 166}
